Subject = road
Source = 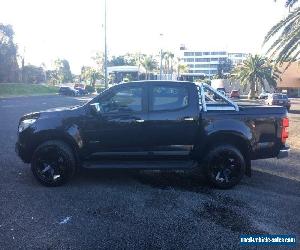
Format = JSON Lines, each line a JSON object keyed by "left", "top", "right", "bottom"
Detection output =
{"left": 0, "top": 95, "right": 299, "bottom": 249}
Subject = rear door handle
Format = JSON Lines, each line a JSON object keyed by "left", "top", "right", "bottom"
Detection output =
{"left": 135, "top": 119, "right": 145, "bottom": 123}
{"left": 183, "top": 117, "right": 194, "bottom": 121}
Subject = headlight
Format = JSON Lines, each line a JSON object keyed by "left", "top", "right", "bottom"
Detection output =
{"left": 18, "top": 119, "right": 36, "bottom": 133}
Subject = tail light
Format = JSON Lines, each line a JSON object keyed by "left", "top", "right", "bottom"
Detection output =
{"left": 281, "top": 117, "right": 289, "bottom": 144}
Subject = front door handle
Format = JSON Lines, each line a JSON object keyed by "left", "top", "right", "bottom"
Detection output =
{"left": 135, "top": 119, "right": 145, "bottom": 123}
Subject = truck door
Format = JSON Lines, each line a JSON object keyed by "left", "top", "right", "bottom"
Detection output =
{"left": 145, "top": 83, "right": 199, "bottom": 158}
{"left": 83, "top": 84, "right": 148, "bottom": 158}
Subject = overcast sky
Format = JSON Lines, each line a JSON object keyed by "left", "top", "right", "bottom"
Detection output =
{"left": 1, "top": 0, "right": 289, "bottom": 73}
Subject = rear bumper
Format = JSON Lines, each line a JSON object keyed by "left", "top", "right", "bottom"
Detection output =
{"left": 277, "top": 147, "right": 290, "bottom": 159}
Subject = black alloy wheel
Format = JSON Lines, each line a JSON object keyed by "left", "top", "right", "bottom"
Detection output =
{"left": 31, "top": 141, "right": 76, "bottom": 186}
{"left": 205, "top": 145, "right": 245, "bottom": 189}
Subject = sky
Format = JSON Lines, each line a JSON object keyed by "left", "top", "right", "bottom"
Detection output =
{"left": 1, "top": 0, "right": 290, "bottom": 74}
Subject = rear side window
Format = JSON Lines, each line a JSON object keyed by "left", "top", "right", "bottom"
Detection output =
{"left": 151, "top": 86, "right": 189, "bottom": 111}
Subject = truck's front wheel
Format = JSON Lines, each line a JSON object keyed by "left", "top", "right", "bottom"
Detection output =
{"left": 204, "top": 145, "right": 245, "bottom": 189}
{"left": 31, "top": 140, "right": 76, "bottom": 187}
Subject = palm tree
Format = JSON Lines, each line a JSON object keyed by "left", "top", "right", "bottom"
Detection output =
{"left": 168, "top": 52, "right": 175, "bottom": 79}
{"left": 284, "top": 0, "right": 298, "bottom": 8}
{"left": 231, "top": 55, "right": 280, "bottom": 99}
{"left": 141, "top": 56, "right": 158, "bottom": 80}
{"left": 127, "top": 53, "right": 145, "bottom": 80}
{"left": 175, "top": 57, "right": 189, "bottom": 78}
{"left": 177, "top": 64, "right": 189, "bottom": 79}
{"left": 264, "top": 1, "right": 300, "bottom": 66}
{"left": 162, "top": 51, "right": 169, "bottom": 75}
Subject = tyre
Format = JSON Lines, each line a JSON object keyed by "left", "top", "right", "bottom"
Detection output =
{"left": 31, "top": 140, "right": 76, "bottom": 187}
{"left": 203, "top": 144, "right": 245, "bottom": 189}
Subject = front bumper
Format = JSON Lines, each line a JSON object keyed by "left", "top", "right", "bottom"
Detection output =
{"left": 15, "top": 142, "right": 31, "bottom": 163}
{"left": 277, "top": 147, "right": 290, "bottom": 159}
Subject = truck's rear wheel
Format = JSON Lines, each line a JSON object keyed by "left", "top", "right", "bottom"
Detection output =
{"left": 31, "top": 140, "right": 76, "bottom": 187}
{"left": 204, "top": 144, "right": 245, "bottom": 189}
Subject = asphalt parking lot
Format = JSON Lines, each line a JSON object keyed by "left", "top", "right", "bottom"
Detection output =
{"left": 0, "top": 95, "right": 299, "bottom": 249}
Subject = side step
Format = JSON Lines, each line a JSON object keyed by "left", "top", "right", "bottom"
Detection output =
{"left": 82, "top": 160, "right": 197, "bottom": 170}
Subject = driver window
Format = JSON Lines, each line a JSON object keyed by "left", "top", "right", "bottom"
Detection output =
{"left": 102, "top": 87, "right": 142, "bottom": 113}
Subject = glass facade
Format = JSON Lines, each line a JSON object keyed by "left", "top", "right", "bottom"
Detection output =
{"left": 195, "top": 58, "right": 210, "bottom": 62}
{"left": 184, "top": 58, "right": 194, "bottom": 62}
{"left": 182, "top": 50, "right": 247, "bottom": 76}
{"left": 184, "top": 52, "right": 195, "bottom": 56}
{"left": 211, "top": 51, "right": 226, "bottom": 55}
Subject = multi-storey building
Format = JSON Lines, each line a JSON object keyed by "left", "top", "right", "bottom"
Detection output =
{"left": 179, "top": 46, "right": 248, "bottom": 79}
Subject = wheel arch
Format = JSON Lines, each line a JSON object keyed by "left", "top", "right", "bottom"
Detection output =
{"left": 29, "top": 130, "right": 81, "bottom": 165}
{"left": 197, "top": 132, "right": 252, "bottom": 176}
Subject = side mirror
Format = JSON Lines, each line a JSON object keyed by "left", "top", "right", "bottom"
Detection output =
{"left": 90, "top": 103, "right": 102, "bottom": 114}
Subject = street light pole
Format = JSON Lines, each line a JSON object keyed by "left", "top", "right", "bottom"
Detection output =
{"left": 104, "top": 0, "right": 108, "bottom": 88}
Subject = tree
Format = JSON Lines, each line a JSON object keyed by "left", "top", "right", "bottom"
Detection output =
{"left": 54, "top": 59, "right": 73, "bottom": 83}
{"left": 46, "top": 70, "right": 59, "bottom": 85}
{"left": 177, "top": 63, "right": 189, "bottom": 78}
{"left": 141, "top": 56, "right": 158, "bottom": 80}
{"left": 283, "top": 0, "right": 298, "bottom": 8}
{"left": 128, "top": 53, "right": 146, "bottom": 80}
{"left": 92, "top": 52, "right": 105, "bottom": 75}
{"left": 93, "top": 52, "right": 141, "bottom": 69}
{"left": 108, "top": 55, "right": 137, "bottom": 66}
{"left": 0, "top": 23, "right": 19, "bottom": 82}
{"left": 264, "top": 1, "right": 300, "bottom": 67}
{"left": 80, "top": 66, "right": 102, "bottom": 87}
{"left": 168, "top": 52, "right": 175, "bottom": 78}
{"left": 231, "top": 55, "right": 280, "bottom": 99}
{"left": 108, "top": 56, "right": 127, "bottom": 66}
{"left": 157, "top": 51, "right": 176, "bottom": 79}
{"left": 23, "top": 65, "right": 45, "bottom": 83}
{"left": 216, "top": 58, "right": 233, "bottom": 79}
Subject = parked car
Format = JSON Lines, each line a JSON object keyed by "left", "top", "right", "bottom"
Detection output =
{"left": 59, "top": 86, "right": 79, "bottom": 96}
{"left": 74, "top": 83, "right": 85, "bottom": 89}
{"left": 265, "top": 93, "right": 291, "bottom": 111}
{"left": 75, "top": 87, "right": 88, "bottom": 95}
{"left": 230, "top": 90, "right": 240, "bottom": 99}
{"left": 259, "top": 92, "right": 270, "bottom": 99}
{"left": 16, "top": 81, "right": 289, "bottom": 189}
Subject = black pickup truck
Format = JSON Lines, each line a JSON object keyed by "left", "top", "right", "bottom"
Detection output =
{"left": 16, "top": 81, "right": 290, "bottom": 188}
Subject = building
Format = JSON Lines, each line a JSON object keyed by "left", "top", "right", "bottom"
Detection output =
{"left": 107, "top": 66, "right": 142, "bottom": 83}
{"left": 277, "top": 62, "right": 300, "bottom": 97}
{"left": 228, "top": 53, "right": 248, "bottom": 65}
{"left": 179, "top": 47, "right": 248, "bottom": 80}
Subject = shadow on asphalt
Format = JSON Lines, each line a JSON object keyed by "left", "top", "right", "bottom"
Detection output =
{"left": 76, "top": 168, "right": 212, "bottom": 192}
{"left": 75, "top": 168, "right": 270, "bottom": 235}
{"left": 73, "top": 167, "right": 300, "bottom": 192}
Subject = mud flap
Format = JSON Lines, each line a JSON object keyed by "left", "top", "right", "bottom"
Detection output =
{"left": 245, "top": 158, "right": 251, "bottom": 177}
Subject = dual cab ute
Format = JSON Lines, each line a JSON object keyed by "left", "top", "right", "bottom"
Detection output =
{"left": 16, "top": 81, "right": 290, "bottom": 188}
